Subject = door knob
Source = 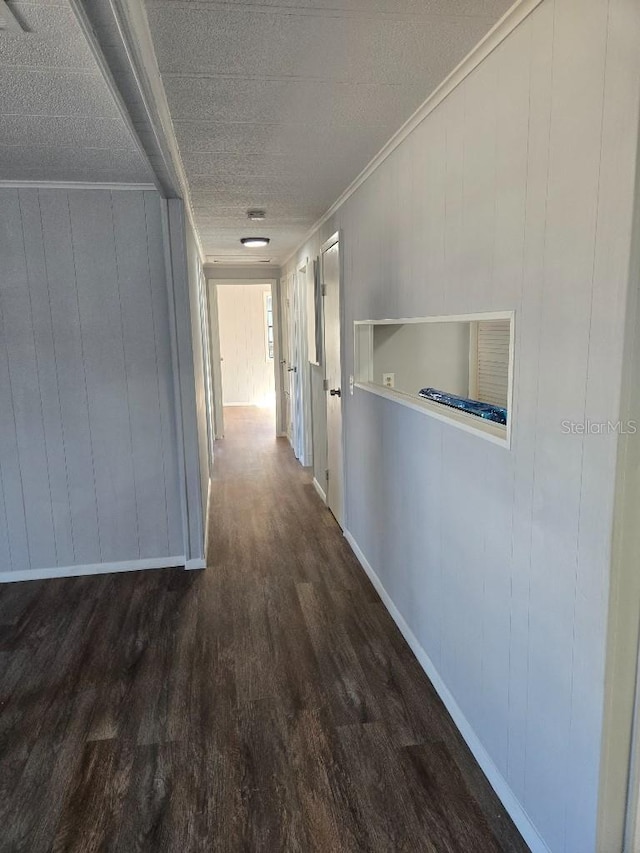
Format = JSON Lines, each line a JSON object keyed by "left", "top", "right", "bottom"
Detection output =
{"left": 288, "top": 366, "right": 297, "bottom": 373}
{"left": 329, "top": 388, "right": 341, "bottom": 397}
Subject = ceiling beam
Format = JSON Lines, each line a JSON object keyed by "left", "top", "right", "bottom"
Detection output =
{"left": 71, "top": 0, "right": 205, "bottom": 261}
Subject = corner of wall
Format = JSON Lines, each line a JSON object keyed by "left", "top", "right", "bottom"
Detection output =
{"left": 597, "top": 96, "right": 640, "bottom": 852}
{"left": 161, "top": 197, "right": 206, "bottom": 564}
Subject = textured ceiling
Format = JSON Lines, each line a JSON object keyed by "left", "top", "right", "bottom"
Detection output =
{"left": 145, "top": 0, "right": 514, "bottom": 264}
{"left": 0, "top": 0, "right": 154, "bottom": 184}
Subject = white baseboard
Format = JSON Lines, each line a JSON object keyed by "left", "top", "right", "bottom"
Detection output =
{"left": 343, "top": 529, "right": 551, "bottom": 853}
{"left": 204, "top": 476, "right": 212, "bottom": 559}
{"left": 0, "top": 555, "right": 186, "bottom": 584}
{"left": 185, "top": 558, "right": 206, "bottom": 571}
{"left": 312, "top": 477, "right": 327, "bottom": 503}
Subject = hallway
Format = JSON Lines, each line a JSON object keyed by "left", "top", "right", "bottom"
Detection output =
{"left": 0, "top": 407, "right": 528, "bottom": 852}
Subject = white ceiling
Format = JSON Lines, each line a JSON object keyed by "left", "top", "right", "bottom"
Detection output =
{"left": 0, "top": 0, "right": 154, "bottom": 184}
{"left": 145, "top": 0, "right": 514, "bottom": 264}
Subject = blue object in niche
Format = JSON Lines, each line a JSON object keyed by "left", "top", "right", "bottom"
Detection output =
{"left": 418, "top": 388, "right": 507, "bottom": 426}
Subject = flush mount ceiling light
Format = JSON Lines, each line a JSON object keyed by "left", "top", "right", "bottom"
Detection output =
{"left": 247, "top": 209, "right": 266, "bottom": 221}
{"left": 241, "top": 237, "right": 270, "bottom": 248}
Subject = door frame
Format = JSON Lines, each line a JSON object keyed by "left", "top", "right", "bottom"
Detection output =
{"left": 207, "top": 280, "right": 225, "bottom": 439}
{"left": 296, "top": 258, "right": 313, "bottom": 467}
{"left": 205, "top": 277, "right": 281, "bottom": 434}
{"left": 279, "top": 273, "right": 295, "bottom": 442}
{"left": 320, "top": 230, "right": 346, "bottom": 527}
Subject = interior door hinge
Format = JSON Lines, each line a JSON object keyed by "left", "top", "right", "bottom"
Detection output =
{"left": 325, "top": 469, "right": 329, "bottom": 481}
{"left": 321, "top": 283, "right": 327, "bottom": 296}
{"left": 323, "top": 378, "right": 329, "bottom": 391}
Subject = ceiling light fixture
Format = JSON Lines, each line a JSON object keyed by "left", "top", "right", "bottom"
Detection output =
{"left": 247, "top": 209, "right": 266, "bottom": 221}
{"left": 241, "top": 237, "right": 270, "bottom": 248}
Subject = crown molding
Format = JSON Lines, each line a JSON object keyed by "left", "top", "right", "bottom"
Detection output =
{"left": 0, "top": 180, "right": 156, "bottom": 191}
{"left": 282, "top": 0, "right": 544, "bottom": 269}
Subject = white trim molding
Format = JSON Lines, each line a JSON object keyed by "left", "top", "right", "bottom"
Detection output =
{"left": 0, "top": 556, "right": 186, "bottom": 584}
{"left": 312, "top": 477, "right": 327, "bottom": 503}
{"left": 185, "top": 558, "right": 206, "bottom": 571}
{"left": 0, "top": 181, "right": 156, "bottom": 191}
{"left": 343, "top": 528, "right": 551, "bottom": 853}
{"left": 352, "top": 310, "right": 515, "bottom": 448}
{"left": 354, "top": 382, "right": 509, "bottom": 447}
{"left": 203, "top": 476, "right": 213, "bottom": 562}
{"left": 282, "top": 0, "right": 544, "bottom": 268}
{"left": 321, "top": 231, "right": 340, "bottom": 255}
{"left": 206, "top": 277, "right": 278, "bottom": 287}
{"left": 205, "top": 266, "right": 283, "bottom": 280}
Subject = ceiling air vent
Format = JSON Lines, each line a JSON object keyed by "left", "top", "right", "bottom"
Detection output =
{"left": 0, "top": 0, "right": 24, "bottom": 32}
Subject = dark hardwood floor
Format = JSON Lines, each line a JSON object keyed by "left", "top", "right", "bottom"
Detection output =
{"left": 0, "top": 406, "right": 529, "bottom": 852}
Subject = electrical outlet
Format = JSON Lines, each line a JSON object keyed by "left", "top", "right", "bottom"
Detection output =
{"left": 382, "top": 373, "right": 395, "bottom": 388}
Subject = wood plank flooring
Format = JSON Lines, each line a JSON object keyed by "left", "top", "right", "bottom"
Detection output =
{"left": 0, "top": 406, "right": 529, "bottom": 852}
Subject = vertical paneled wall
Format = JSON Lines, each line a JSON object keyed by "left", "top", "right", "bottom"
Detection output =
{"left": 217, "top": 283, "right": 275, "bottom": 406}
{"left": 184, "top": 217, "right": 212, "bottom": 525}
{"left": 283, "top": 1, "right": 640, "bottom": 851}
{"left": 0, "top": 188, "right": 184, "bottom": 578}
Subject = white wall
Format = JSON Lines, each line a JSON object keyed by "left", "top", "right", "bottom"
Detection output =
{"left": 185, "top": 216, "right": 213, "bottom": 520}
{"left": 600, "top": 82, "right": 640, "bottom": 849}
{"left": 0, "top": 188, "right": 184, "bottom": 578}
{"left": 372, "top": 321, "right": 470, "bottom": 398}
{"left": 163, "top": 200, "right": 207, "bottom": 566}
{"left": 217, "top": 283, "right": 275, "bottom": 406}
{"left": 283, "top": 2, "right": 640, "bottom": 851}
{"left": 205, "top": 264, "right": 282, "bottom": 281}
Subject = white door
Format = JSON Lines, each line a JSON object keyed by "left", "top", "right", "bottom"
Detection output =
{"left": 322, "top": 235, "right": 343, "bottom": 526}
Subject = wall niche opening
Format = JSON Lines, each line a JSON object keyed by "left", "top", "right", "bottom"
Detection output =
{"left": 353, "top": 311, "right": 514, "bottom": 446}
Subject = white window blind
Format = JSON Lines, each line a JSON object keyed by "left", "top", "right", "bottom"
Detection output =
{"left": 476, "top": 320, "right": 510, "bottom": 407}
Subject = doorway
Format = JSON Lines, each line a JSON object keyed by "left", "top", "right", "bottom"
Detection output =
{"left": 321, "top": 233, "right": 343, "bottom": 527}
{"left": 279, "top": 273, "right": 295, "bottom": 445}
{"left": 215, "top": 282, "right": 278, "bottom": 431}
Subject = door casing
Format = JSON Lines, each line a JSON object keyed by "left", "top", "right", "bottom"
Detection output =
{"left": 295, "top": 259, "right": 313, "bottom": 467}
{"left": 321, "top": 232, "right": 344, "bottom": 527}
{"left": 205, "top": 277, "right": 281, "bottom": 435}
